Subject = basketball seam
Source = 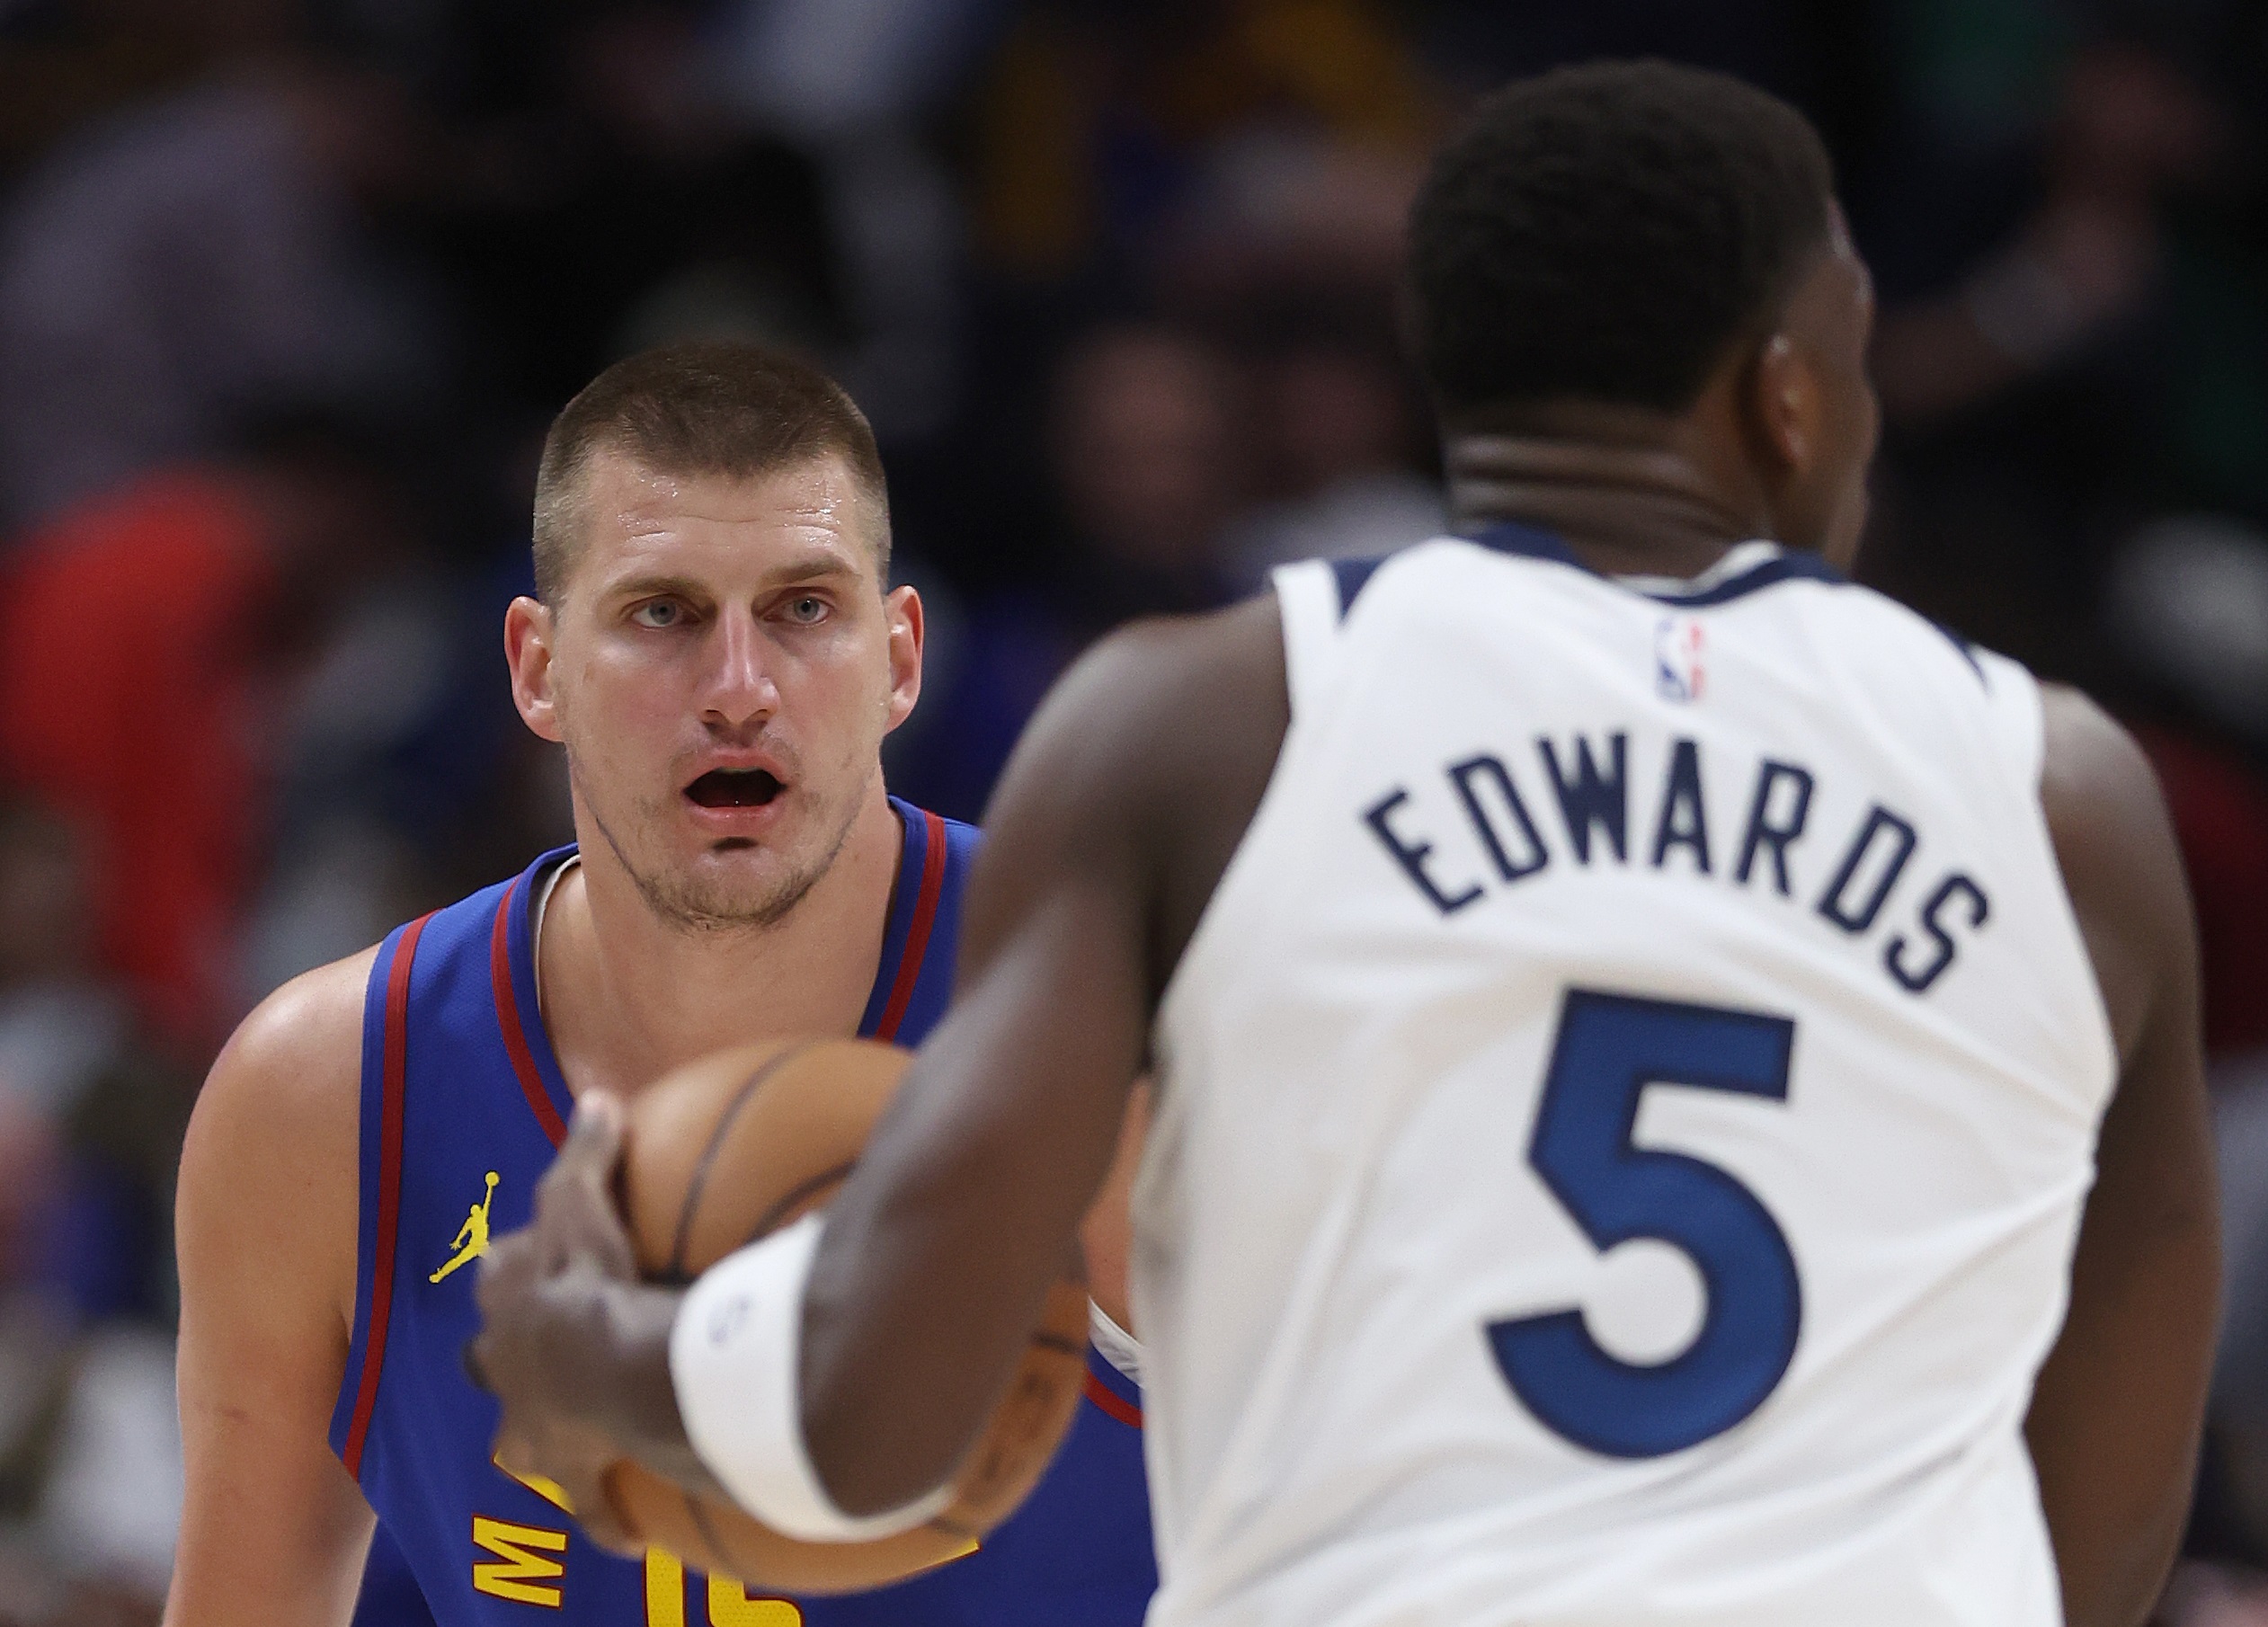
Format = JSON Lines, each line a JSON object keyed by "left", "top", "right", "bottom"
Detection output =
{"left": 668, "top": 1043, "right": 819, "bottom": 1279}
{"left": 743, "top": 1160, "right": 857, "bottom": 1246}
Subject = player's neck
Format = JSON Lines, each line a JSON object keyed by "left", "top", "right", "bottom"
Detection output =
{"left": 534, "top": 785, "right": 904, "bottom": 1099}
{"left": 1442, "top": 421, "right": 1769, "bottom": 582}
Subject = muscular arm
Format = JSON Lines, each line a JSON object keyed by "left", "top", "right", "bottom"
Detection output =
{"left": 798, "top": 597, "right": 1287, "bottom": 1513}
{"left": 2025, "top": 684, "right": 2218, "bottom": 1627}
{"left": 166, "top": 954, "right": 379, "bottom": 1627}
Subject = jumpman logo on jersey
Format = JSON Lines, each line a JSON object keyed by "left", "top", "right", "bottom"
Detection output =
{"left": 431, "top": 1171, "right": 501, "bottom": 1284}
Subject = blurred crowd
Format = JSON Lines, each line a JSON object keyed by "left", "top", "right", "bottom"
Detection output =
{"left": 1, "top": 0, "right": 2267, "bottom": 1623}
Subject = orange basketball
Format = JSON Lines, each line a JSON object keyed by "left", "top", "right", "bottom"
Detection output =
{"left": 601, "top": 1037, "right": 1089, "bottom": 1594}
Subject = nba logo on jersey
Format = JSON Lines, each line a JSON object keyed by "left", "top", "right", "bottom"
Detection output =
{"left": 1655, "top": 615, "right": 1706, "bottom": 702}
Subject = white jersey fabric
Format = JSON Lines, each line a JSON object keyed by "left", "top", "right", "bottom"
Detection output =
{"left": 1134, "top": 527, "right": 2117, "bottom": 1627}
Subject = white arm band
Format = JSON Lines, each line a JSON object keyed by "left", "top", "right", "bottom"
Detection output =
{"left": 669, "top": 1214, "right": 953, "bottom": 1543}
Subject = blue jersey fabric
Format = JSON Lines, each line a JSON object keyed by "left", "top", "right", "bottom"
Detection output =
{"left": 335, "top": 798, "right": 1156, "bottom": 1626}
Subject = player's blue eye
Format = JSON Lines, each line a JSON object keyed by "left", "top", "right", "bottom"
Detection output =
{"left": 631, "top": 600, "right": 681, "bottom": 628}
{"left": 785, "top": 596, "right": 828, "bottom": 624}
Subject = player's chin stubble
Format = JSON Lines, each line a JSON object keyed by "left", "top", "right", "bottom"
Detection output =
{"left": 582, "top": 779, "right": 864, "bottom": 936}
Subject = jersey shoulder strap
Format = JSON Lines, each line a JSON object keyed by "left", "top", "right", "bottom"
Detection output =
{"left": 1271, "top": 553, "right": 1414, "bottom": 721}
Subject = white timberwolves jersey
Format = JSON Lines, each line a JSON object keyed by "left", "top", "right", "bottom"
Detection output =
{"left": 1135, "top": 525, "right": 2116, "bottom": 1627}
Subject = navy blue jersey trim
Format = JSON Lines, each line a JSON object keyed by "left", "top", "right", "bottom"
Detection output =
{"left": 1924, "top": 618, "right": 1988, "bottom": 682}
{"left": 1465, "top": 520, "right": 1586, "bottom": 571}
{"left": 1466, "top": 520, "right": 1986, "bottom": 682}
{"left": 1465, "top": 521, "right": 1850, "bottom": 606}
{"left": 1654, "top": 548, "right": 1845, "bottom": 607}
{"left": 1330, "top": 556, "right": 1389, "bottom": 620}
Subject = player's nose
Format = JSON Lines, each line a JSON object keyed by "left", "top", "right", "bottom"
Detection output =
{"left": 699, "top": 605, "right": 780, "bottom": 729}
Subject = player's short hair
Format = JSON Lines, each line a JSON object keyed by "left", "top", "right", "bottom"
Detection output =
{"left": 532, "top": 342, "right": 890, "bottom": 603}
{"left": 1408, "top": 60, "right": 1836, "bottom": 420}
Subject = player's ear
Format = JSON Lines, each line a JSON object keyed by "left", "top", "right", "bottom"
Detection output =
{"left": 883, "top": 583, "right": 923, "bottom": 735}
{"left": 1746, "top": 330, "right": 1824, "bottom": 479}
{"left": 505, "top": 595, "right": 565, "bottom": 743}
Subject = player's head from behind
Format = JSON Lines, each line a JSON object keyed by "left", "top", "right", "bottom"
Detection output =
{"left": 505, "top": 342, "right": 921, "bottom": 933}
{"left": 1408, "top": 60, "right": 1877, "bottom": 565}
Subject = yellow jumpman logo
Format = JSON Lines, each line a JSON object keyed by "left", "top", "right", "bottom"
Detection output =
{"left": 431, "top": 1171, "right": 501, "bottom": 1284}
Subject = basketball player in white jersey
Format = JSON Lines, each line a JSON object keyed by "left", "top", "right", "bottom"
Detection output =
{"left": 474, "top": 62, "right": 2217, "bottom": 1627}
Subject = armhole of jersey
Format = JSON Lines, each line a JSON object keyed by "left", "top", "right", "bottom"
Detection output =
{"left": 328, "top": 913, "right": 431, "bottom": 1479}
{"left": 1980, "top": 653, "right": 2122, "bottom": 1085}
{"left": 1972, "top": 649, "right": 2044, "bottom": 788}
{"left": 1271, "top": 559, "right": 1343, "bottom": 723}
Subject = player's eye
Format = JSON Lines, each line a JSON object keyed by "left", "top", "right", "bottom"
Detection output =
{"left": 782, "top": 595, "right": 829, "bottom": 625}
{"left": 629, "top": 599, "right": 683, "bottom": 628}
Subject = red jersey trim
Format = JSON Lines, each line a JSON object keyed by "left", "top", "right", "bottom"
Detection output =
{"left": 1083, "top": 1371, "right": 1143, "bottom": 1429}
{"left": 872, "top": 810, "right": 948, "bottom": 1043}
{"left": 491, "top": 883, "right": 568, "bottom": 1150}
{"left": 342, "top": 911, "right": 433, "bottom": 1480}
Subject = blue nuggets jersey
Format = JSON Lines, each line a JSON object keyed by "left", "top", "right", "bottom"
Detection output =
{"left": 334, "top": 797, "right": 1156, "bottom": 1626}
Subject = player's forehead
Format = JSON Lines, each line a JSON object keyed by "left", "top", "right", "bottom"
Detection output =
{"left": 569, "top": 447, "right": 884, "bottom": 597}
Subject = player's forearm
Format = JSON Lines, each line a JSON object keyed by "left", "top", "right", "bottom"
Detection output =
{"left": 797, "top": 989, "right": 1134, "bottom": 1515}
{"left": 165, "top": 1464, "right": 378, "bottom": 1627}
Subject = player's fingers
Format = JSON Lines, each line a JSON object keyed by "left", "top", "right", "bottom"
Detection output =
{"left": 534, "top": 1094, "right": 637, "bottom": 1276}
{"left": 493, "top": 1423, "right": 545, "bottom": 1484}
{"left": 561, "top": 1089, "right": 625, "bottom": 1166}
{"left": 562, "top": 1461, "right": 641, "bottom": 1560}
{"left": 500, "top": 1419, "right": 638, "bottom": 1559}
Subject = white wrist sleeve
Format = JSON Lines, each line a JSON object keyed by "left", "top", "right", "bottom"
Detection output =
{"left": 669, "top": 1214, "right": 953, "bottom": 1543}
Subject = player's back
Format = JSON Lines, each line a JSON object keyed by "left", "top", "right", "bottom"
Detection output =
{"left": 1136, "top": 525, "right": 2115, "bottom": 1627}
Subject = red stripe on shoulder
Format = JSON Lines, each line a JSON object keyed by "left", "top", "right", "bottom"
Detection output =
{"left": 491, "top": 884, "right": 567, "bottom": 1149}
{"left": 872, "top": 811, "right": 950, "bottom": 1043}
{"left": 1083, "top": 1371, "right": 1143, "bottom": 1428}
{"left": 343, "top": 911, "right": 433, "bottom": 1480}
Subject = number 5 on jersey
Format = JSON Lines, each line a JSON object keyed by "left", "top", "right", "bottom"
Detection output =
{"left": 1490, "top": 990, "right": 1801, "bottom": 1459}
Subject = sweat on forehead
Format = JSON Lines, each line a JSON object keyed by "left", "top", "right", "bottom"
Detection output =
{"left": 531, "top": 342, "right": 892, "bottom": 603}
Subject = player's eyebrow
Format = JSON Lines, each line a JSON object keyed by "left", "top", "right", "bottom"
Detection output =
{"left": 600, "top": 571, "right": 710, "bottom": 603}
{"left": 599, "top": 554, "right": 862, "bottom": 604}
{"left": 761, "top": 551, "right": 862, "bottom": 586}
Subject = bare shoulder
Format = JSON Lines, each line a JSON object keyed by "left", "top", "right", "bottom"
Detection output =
{"left": 179, "top": 947, "right": 379, "bottom": 1332}
{"left": 1007, "top": 595, "right": 1285, "bottom": 797}
{"left": 982, "top": 594, "right": 1288, "bottom": 992}
{"left": 2035, "top": 683, "right": 2193, "bottom": 1062}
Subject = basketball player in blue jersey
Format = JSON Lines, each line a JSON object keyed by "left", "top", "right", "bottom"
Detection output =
{"left": 165, "top": 343, "right": 1156, "bottom": 1627}
{"left": 479, "top": 67, "right": 2216, "bottom": 1627}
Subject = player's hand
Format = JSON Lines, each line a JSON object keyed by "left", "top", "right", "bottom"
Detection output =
{"left": 472, "top": 1093, "right": 705, "bottom": 1558}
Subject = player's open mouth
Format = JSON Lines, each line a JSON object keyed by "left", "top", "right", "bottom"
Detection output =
{"left": 684, "top": 768, "right": 785, "bottom": 808}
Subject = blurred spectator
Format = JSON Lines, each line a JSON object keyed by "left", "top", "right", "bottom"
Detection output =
{"left": 0, "top": 426, "right": 402, "bottom": 1054}
{"left": 967, "top": 0, "right": 1442, "bottom": 286}
{"left": 1855, "top": 28, "right": 2268, "bottom": 683}
{"left": 888, "top": 321, "right": 1250, "bottom": 818}
{"left": 1871, "top": 42, "right": 2219, "bottom": 425}
{"left": 0, "top": 0, "right": 309, "bottom": 183}
{"left": 1230, "top": 333, "right": 1441, "bottom": 578}
{"left": 0, "top": 801, "right": 125, "bottom": 1125}
{"left": 0, "top": 51, "right": 434, "bottom": 530}
{"left": 703, "top": 0, "right": 1012, "bottom": 435}
{"left": 0, "top": 1082, "right": 69, "bottom": 1547}
{"left": 1054, "top": 323, "right": 1250, "bottom": 615}
{"left": 0, "top": 793, "right": 183, "bottom": 1624}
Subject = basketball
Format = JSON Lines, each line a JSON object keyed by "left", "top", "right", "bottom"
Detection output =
{"left": 600, "top": 1037, "right": 1091, "bottom": 1593}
